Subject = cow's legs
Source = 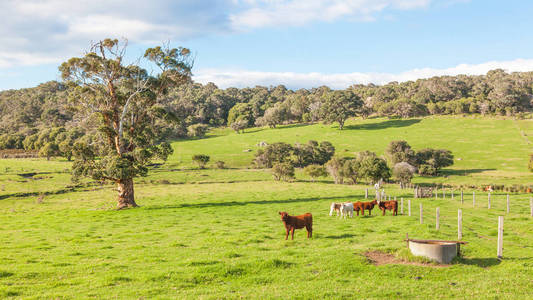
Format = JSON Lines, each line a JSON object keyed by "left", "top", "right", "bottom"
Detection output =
{"left": 291, "top": 228, "right": 295, "bottom": 240}
{"left": 285, "top": 228, "right": 289, "bottom": 240}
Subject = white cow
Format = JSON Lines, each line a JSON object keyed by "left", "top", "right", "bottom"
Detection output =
{"left": 340, "top": 202, "right": 354, "bottom": 219}
{"left": 329, "top": 202, "right": 341, "bottom": 216}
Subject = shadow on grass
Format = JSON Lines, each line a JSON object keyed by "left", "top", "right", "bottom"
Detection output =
{"left": 324, "top": 233, "right": 357, "bottom": 239}
{"left": 441, "top": 169, "right": 496, "bottom": 176}
{"left": 144, "top": 195, "right": 360, "bottom": 210}
{"left": 344, "top": 119, "right": 421, "bottom": 130}
{"left": 455, "top": 257, "right": 501, "bottom": 267}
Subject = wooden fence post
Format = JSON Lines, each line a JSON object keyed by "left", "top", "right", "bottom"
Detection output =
{"left": 458, "top": 209, "right": 462, "bottom": 240}
{"left": 420, "top": 203, "right": 423, "bottom": 224}
{"left": 401, "top": 198, "right": 404, "bottom": 214}
{"left": 436, "top": 207, "right": 440, "bottom": 230}
{"left": 408, "top": 200, "right": 411, "bottom": 216}
{"left": 506, "top": 194, "right": 510, "bottom": 214}
{"left": 473, "top": 191, "right": 476, "bottom": 207}
{"left": 365, "top": 188, "right": 368, "bottom": 199}
{"left": 497, "top": 216, "right": 504, "bottom": 259}
{"left": 488, "top": 192, "right": 491, "bottom": 209}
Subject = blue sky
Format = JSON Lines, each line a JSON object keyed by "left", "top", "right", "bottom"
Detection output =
{"left": 1, "top": 0, "right": 533, "bottom": 90}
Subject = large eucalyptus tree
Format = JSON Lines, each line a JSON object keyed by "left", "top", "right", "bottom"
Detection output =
{"left": 60, "top": 38, "right": 192, "bottom": 209}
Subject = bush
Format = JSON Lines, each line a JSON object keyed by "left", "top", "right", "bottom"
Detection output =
{"left": 230, "top": 119, "right": 248, "bottom": 134}
{"left": 342, "top": 159, "right": 360, "bottom": 184}
{"left": 303, "top": 164, "right": 327, "bottom": 182}
{"left": 393, "top": 162, "right": 416, "bottom": 185}
{"left": 272, "top": 162, "right": 295, "bottom": 181}
{"left": 192, "top": 154, "right": 210, "bottom": 169}
{"left": 359, "top": 156, "right": 390, "bottom": 184}
{"left": 215, "top": 161, "right": 226, "bottom": 169}
{"left": 418, "top": 164, "right": 436, "bottom": 176}
{"left": 39, "top": 142, "right": 60, "bottom": 160}
{"left": 325, "top": 157, "right": 345, "bottom": 184}
{"left": 187, "top": 124, "right": 209, "bottom": 138}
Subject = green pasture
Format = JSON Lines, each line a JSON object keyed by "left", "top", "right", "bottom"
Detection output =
{"left": 1, "top": 116, "right": 533, "bottom": 298}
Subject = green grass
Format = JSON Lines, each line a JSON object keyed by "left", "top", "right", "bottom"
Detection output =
{"left": 1, "top": 116, "right": 533, "bottom": 299}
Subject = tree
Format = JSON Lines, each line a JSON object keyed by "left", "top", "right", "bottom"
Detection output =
{"left": 192, "top": 154, "right": 210, "bottom": 169}
{"left": 39, "top": 142, "right": 59, "bottom": 160}
{"left": 393, "top": 162, "right": 416, "bottom": 186}
{"left": 227, "top": 103, "right": 254, "bottom": 127}
{"left": 342, "top": 158, "right": 361, "bottom": 184}
{"left": 415, "top": 148, "right": 454, "bottom": 175}
{"left": 187, "top": 124, "right": 209, "bottom": 137}
{"left": 385, "top": 140, "right": 416, "bottom": 165}
{"left": 325, "top": 157, "right": 345, "bottom": 184}
{"left": 272, "top": 162, "right": 295, "bottom": 181}
{"left": 253, "top": 142, "right": 293, "bottom": 168}
{"left": 359, "top": 156, "right": 390, "bottom": 184}
{"left": 320, "top": 90, "right": 362, "bottom": 129}
{"left": 230, "top": 119, "right": 248, "bottom": 134}
{"left": 303, "top": 164, "right": 327, "bottom": 182}
{"left": 60, "top": 38, "right": 192, "bottom": 209}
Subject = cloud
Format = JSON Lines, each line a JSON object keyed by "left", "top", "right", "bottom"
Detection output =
{"left": 193, "top": 58, "right": 533, "bottom": 89}
{"left": 0, "top": 0, "right": 439, "bottom": 68}
{"left": 229, "top": 0, "right": 431, "bottom": 29}
{"left": 0, "top": 0, "right": 233, "bottom": 68}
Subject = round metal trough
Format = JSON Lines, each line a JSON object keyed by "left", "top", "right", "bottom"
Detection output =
{"left": 407, "top": 239, "right": 467, "bottom": 264}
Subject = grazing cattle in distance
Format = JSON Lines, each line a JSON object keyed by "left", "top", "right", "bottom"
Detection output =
{"left": 340, "top": 202, "right": 354, "bottom": 219}
{"left": 279, "top": 212, "right": 313, "bottom": 240}
{"left": 359, "top": 200, "right": 378, "bottom": 216}
{"left": 352, "top": 201, "right": 363, "bottom": 216}
{"left": 378, "top": 200, "right": 398, "bottom": 216}
{"left": 329, "top": 202, "right": 341, "bottom": 216}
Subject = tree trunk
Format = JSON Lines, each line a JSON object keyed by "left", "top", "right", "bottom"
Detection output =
{"left": 117, "top": 178, "right": 138, "bottom": 209}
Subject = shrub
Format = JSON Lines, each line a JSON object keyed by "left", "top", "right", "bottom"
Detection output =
{"left": 393, "top": 162, "right": 416, "bottom": 186}
{"left": 215, "top": 161, "right": 226, "bottom": 169}
{"left": 187, "top": 124, "right": 209, "bottom": 138}
{"left": 418, "top": 164, "right": 436, "bottom": 176}
{"left": 385, "top": 140, "right": 416, "bottom": 165}
{"left": 192, "top": 154, "right": 210, "bottom": 169}
{"left": 230, "top": 119, "right": 248, "bottom": 134}
{"left": 342, "top": 158, "right": 360, "bottom": 184}
{"left": 272, "top": 162, "right": 295, "bottom": 181}
{"left": 39, "top": 142, "right": 60, "bottom": 160}
{"left": 326, "top": 157, "right": 345, "bottom": 184}
{"left": 303, "top": 164, "right": 327, "bottom": 182}
{"left": 359, "top": 156, "right": 390, "bottom": 184}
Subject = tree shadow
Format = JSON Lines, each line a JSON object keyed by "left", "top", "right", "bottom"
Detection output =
{"left": 324, "top": 233, "right": 357, "bottom": 239}
{"left": 454, "top": 257, "right": 501, "bottom": 267}
{"left": 344, "top": 119, "right": 421, "bottom": 130}
{"left": 441, "top": 169, "right": 496, "bottom": 176}
{"left": 277, "top": 123, "right": 313, "bottom": 130}
{"left": 144, "top": 195, "right": 360, "bottom": 210}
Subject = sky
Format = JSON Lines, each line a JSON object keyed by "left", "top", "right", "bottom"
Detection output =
{"left": 1, "top": 0, "right": 533, "bottom": 90}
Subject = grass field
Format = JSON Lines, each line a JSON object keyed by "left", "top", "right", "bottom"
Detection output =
{"left": 1, "top": 116, "right": 533, "bottom": 299}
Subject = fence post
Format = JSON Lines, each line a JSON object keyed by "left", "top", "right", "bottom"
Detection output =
{"left": 488, "top": 192, "right": 491, "bottom": 209}
{"left": 458, "top": 209, "right": 462, "bottom": 240}
{"left": 506, "top": 194, "right": 510, "bottom": 214}
{"left": 420, "top": 203, "right": 423, "bottom": 224}
{"left": 451, "top": 190, "right": 454, "bottom": 200}
{"left": 401, "top": 198, "right": 404, "bottom": 214}
{"left": 436, "top": 207, "right": 440, "bottom": 230}
{"left": 408, "top": 200, "right": 411, "bottom": 216}
{"left": 365, "top": 188, "right": 368, "bottom": 199}
{"left": 461, "top": 190, "right": 464, "bottom": 204}
{"left": 473, "top": 191, "right": 476, "bottom": 207}
{"left": 497, "top": 216, "right": 504, "bottom": 259}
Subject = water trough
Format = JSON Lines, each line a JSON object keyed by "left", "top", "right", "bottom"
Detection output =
{"left": 406, "top": 236, "right": 467, "bottom": 264}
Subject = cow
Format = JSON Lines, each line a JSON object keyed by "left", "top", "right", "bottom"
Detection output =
{"left": 329, "top": 202, "right": 341, "bottom": 216}
{"left": 378, "top": 200, "right": 398, "bottom": 216}
{"left": 340, "top": 202, "right": 354, "bottom": 219}
{"left": 352, "top": 201, "right": 363, "bottom": 216}
{"left": 359, "top": 200, "right": 378, "bottom": 216}
{"left": 279, "top": 212, "right": 313, "bottom": 240}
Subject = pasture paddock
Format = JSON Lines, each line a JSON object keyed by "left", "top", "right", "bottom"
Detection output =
{"left": 1, "top": 116, "right": 533, "bottom": 298}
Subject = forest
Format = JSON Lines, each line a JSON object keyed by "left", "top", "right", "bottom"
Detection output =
{"left": 0, "top": 68, "right": 532, "bottom": 155}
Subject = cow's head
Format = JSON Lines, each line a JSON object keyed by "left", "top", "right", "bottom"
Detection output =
{"left": 279, "top": 211, "right": 289, "bottom": 221}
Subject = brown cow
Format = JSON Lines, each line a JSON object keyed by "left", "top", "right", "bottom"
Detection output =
{"left": 352, "top": 201, "right": 363, "bottom": 216}
{"left": 357, "top": 200, "right": 377, "bottom": 216}
{"left": 279, "top": 212, "right": 312, "bottom": 240}
{"left": 378, "top": 200, "right": 398, "bottom": 216}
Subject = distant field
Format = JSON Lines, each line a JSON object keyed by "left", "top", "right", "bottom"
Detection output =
{"left": 1, "top": 116, "right": 533, "bottom": 298}
{"left": 172, "top": 116, "right": 533, "bottom": 185}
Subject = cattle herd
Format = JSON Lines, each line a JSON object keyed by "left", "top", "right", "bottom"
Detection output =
{"left": 279, "top": 199, "right": 398, "bottom": 240}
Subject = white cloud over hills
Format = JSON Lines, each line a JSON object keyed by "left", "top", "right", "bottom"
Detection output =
{"left": 194, "top": 58, "right": 533, "bottom": 89}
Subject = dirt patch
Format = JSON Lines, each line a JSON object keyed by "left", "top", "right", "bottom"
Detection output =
{"left": 363, "top": 251, "right": 449, "bottom": 268}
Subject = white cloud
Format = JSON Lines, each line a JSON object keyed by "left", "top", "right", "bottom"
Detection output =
{"left": 230, "top": 0, "right": 430, "bottom": 29}
{"left": 193, "top": 58, "right": 533, "bottom": 89}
